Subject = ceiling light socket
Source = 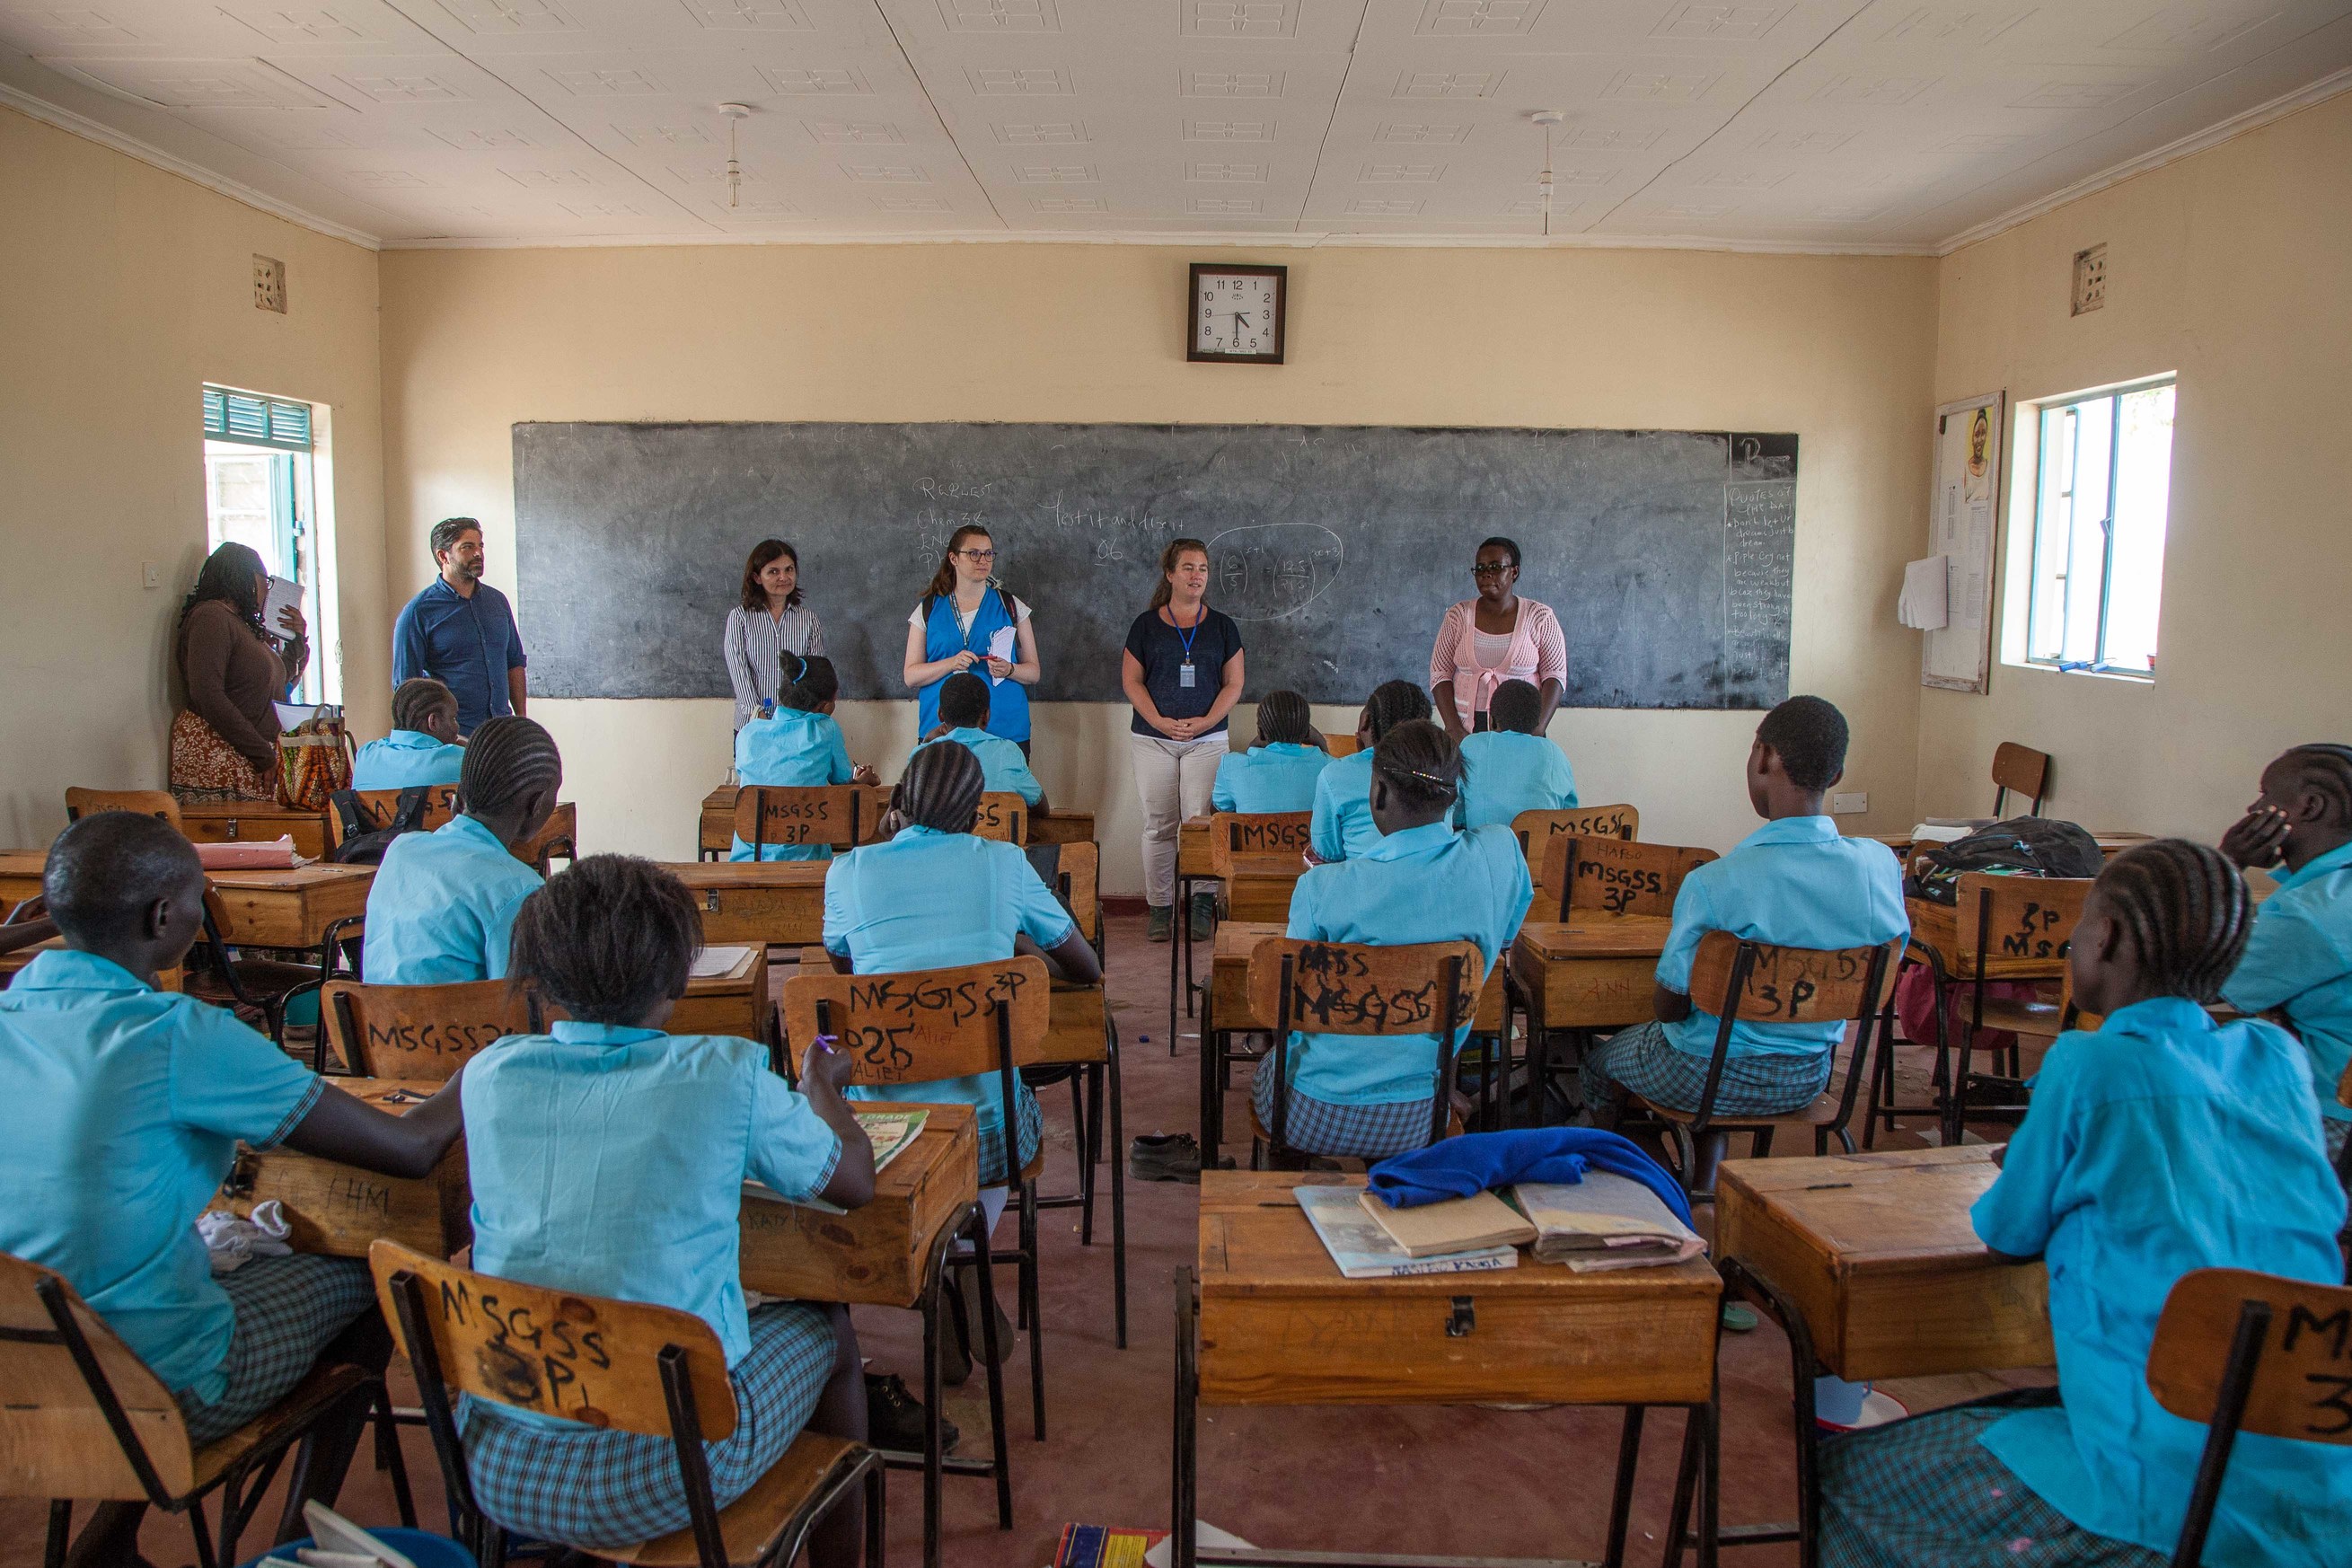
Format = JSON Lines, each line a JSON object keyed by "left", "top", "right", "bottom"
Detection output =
{"left": 719, "top": 102, "right": 753, "bottom": 119}
{"left": 1528, "top": 110, "right": 1565, "bottom": 126}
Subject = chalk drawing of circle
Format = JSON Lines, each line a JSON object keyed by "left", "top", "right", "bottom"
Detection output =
{"left": 1205, "top": 522, "right": 1344, "bottom": 622}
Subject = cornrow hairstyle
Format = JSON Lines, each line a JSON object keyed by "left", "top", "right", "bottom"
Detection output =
{"left": 781, "top": 654, "right": 837, "bottom": 711}
{"left": 896, "top": 738, "right": 985, "bottom": 834}
{"left": 1364, "top": 679, "right": 1434, "bottom": 744}
{"left": 1477, "top": 535, "right": 1522, "bottom": 571}
{"left": 180, "top": 542, "right": 268, "bottom": 639}
{"left": 2094, "top": 838, "right": 2252, "bottom": 1003}
{"left": 1488, "top": 679, "right": 1542, "bottom": 736}
{"left": 45, "top": 811, "right": 203, "bottom": 948}
{"left": 1757, "top": 695, "right": 1849, "bottom": 791}
{"left": 392, "top": 677, "right": 456, "bottom": 734}
{"left": 509, "top": 854, "right": 701, "bottom": 1026}
{"left": 1255, "top": 689, "right": 1312, "bottom": 746}
{"left": 1372, "top": 719, "right": 1465, "bottom": 816}
{"left": 2280, "top": 744, "right": 2352, "bottom": 829}
{"left": 457, "top": 715, "right": 562, "bottom": 823}
{"left": 937, "top": 671, "right": 991, "bottom": 730}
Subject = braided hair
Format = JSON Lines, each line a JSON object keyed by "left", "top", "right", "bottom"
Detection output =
{"left": 510, "top": 854, "right": 701, "bottom": 1026}
{"left": 937, "top": 671, "right": 991, "bottom": 729}
{"left": 1364, "top": 680, "right": 1433, "bottom": 744}
{"left": 781, "top": 655, "right": 838, "bottom": 711}
{"left": 180, "top": 542, "right": 268, "bottom": 639}
{"left": 1488, "top": 679, "right": 1542, "bottom": 736}
{"left": 1255, "top": 689, "right": 1311, "bottom": 746}
{"left": 391, "top": 677, "right": 455, "bottom": 734}
{"left": 896, "top": 737, "right": 985, "bottom": 833}
{"left": 1372, "top": 719, "right": 1464, "bottom": 816}
{"left": 2279, "top": 744, "right": 2352, "bottom": 828}
{"left": 2094, "top": 839, "right": 2252, "bottom": 1003}
{"left": 457, "top": 716, "right": 562, "bottom": 824}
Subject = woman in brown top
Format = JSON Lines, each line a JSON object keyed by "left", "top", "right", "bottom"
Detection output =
{"left": 170, "top": 542, "right": 308, "bottom": 803}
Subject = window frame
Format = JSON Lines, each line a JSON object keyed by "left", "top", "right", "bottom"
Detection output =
{"left": 2016, "top": 374, "right": 2176, "bottom": 683}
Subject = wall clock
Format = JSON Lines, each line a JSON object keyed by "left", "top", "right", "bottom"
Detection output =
{"left": 1188, "top": 263, "right": 1286, "bottom": 364}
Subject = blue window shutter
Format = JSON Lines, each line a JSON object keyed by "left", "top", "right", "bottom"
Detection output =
{"left": 202, "top": 383, "right": 313, "bottom": 452}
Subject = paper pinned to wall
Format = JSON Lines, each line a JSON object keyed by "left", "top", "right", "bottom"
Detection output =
{"left": 1898, "top": 555, "right": 1950, "bottom": 630}
{"left": 1923, "top": 394, "right": 2004, "bottom": 692}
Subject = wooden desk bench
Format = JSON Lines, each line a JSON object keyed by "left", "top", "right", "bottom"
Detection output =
{"left": 209, "top": 1077, "right": 469, "bottom": 1259}
{"left": 662, "top": 860, "right": 828, "bottom": 947}
{"left": 1027, "top": 812, "right": 1095, "bottom": 846}
{"left": 181, "top": 801, "right": 331, "bottom": 860}
{"left": 701, "top": 783, "right": 894, "bottom": 859}
{"left": 1507, "top": 913, "right": 1673, "bottom": 1127}
{"left": 1177, "top": 1171, "right": 1722, "bottom": 1567}
{"left": 8, "top": 854, "right": 382, "bottom": 950}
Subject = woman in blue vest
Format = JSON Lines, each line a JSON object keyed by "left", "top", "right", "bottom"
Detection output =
{"left": 902, "top": 525, "right": 1041, "bottom": 754}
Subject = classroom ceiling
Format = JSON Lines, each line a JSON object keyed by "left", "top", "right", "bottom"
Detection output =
{"left": 2, "top": 0, "right": 2348, "bottom": 251}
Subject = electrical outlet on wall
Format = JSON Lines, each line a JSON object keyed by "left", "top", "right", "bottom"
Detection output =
{"left": 253, "top": 254, "right": 286, "bottom": 314}
{"left": 2071, "top": 244, "right": 2105, "bottom": 315}
{"left": 1830, "top": 791, "right": 1868, "bottom": 815}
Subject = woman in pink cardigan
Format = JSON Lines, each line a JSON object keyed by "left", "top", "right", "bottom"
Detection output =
{"left": 1427, "top": 536, "right": 1567, "bottom": 738}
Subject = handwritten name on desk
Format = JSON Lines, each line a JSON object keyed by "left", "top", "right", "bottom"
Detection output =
{"left": 1262, "top": 941, "right": 1482, "bottom": 1035}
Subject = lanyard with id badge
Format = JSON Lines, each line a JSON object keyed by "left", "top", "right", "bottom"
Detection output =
{"left": 1174, "top": 603, "right": 1204, "bottom": 692}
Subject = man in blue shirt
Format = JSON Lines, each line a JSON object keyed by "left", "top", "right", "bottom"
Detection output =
{"left": 392, "top": 516, "right": 527, "bottom": 736}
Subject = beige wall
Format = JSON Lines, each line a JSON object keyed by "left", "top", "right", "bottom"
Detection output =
{"left": 380, "top": 242, "right": 1937, "bottom": 891}
{"left": 0, "top": 105, "right": 386, "bottom": 849}
{"left": 1922, "top": 92, "right": 2352, "bottom": 837}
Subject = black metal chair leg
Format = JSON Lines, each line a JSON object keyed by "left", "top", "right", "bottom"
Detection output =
{"left": 969, "top": 1210, "right": 1014, "bottom": 1528}
{"left": 1602, "top": 1405, "right": 1644, "bottom": 1568}
{"left": 1022, "top": 1181, "right": 1046, "bottom": 1440}
{"left": 1108, "top": 1031, "right": 1129, "bottom": 1348}
{"left": 921, "top": 1256, "right": 946, "bottom": 1568}
{"left": 1664, "top": 1407, "right": 1701, "bottom": 1568}
{"left": 375, "top": 1384, "right": 418, "bottom": 1528}
{"left": 42, "top": 1502, "right": 69, "bottom": 1568}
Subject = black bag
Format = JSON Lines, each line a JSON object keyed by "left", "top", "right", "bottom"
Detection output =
{"left": 328, "top": 785, "right": 438, "bottom": 865}
{"left": 1905, "top": 816, "right": 2104, "bottom": 905}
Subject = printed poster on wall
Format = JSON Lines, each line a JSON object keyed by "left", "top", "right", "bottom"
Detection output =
{"left": 1923, "top": 392, "right": 2004, "bottom": 693}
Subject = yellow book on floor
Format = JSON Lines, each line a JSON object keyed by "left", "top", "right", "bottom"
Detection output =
{"left": 1357, "top": 1188, "right": 1537, "bottom": 1258}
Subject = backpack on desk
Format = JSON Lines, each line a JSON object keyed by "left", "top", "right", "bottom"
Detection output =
{"left": 1904, "top": 815, "right": 2103, "bottom": 905}
{"left": 328, "top": 786, "right": 438, "bottom": 865}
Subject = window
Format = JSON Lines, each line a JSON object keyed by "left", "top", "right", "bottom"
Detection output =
{"left": 2021, "top": 378, "right": 2174, "bottom": 677}
{"left": 201, "top": 384, "right": 340, "bottom": 704}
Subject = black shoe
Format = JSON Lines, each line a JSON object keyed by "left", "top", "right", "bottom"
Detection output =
{"left": 865, "top": 1371, "right": 957, "bottom": 1455}
{"left": 1131, "top": 1131, "right": 1202, "bottom": 1184}
{"left": 1188, "top": 889, "right": 1217, "bottom": 940}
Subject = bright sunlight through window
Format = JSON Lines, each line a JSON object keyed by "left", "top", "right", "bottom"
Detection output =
{"left": 2023, "top": 378, "right": 2175, "bottom": 678}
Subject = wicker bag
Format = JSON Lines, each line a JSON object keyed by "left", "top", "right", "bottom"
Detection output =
{"left": 277, "top": 705, "right": 354, "bottom": 811}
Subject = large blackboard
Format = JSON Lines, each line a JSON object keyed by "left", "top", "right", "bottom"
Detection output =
{"left": 514, "top": 422, "right": 1796, "bottom": 710}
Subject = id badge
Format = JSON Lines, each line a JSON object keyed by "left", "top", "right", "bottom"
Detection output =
{"left": 1179, "top": 661, "right": 1196, "bottom": 689}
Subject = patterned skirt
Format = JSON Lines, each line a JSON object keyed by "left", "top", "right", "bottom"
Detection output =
{"left": 976, "top": 1083, "right": 1045, "bottom": 1189}
{"left": 462, "top": 1301, "right": 838, "bottom": 1551}
{"left": 1579, "top": 1020, "right": 1831, "bottom": 1120}
{"left": 1249, "top": 1061, "right": 1441, "bottom": 1160}
{"left": 177, "top": 1253, "right": 377, "bottom": 1446}
{"left": 170, "top": 709, "right": 277, "bottom": 804}
{"left": 1819, "top": 1391, "right": 2165, "bottom": 1567}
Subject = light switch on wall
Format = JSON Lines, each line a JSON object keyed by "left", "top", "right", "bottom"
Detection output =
{"left": 142, "top": 560, "right": 161, "bottom": 589}
{"left": 1831, "top": 791, "right": 1868, "bottom": 815}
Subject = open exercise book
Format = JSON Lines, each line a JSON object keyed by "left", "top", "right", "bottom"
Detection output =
{"left": 743, "top": 1108, "right": 929, "bottom": 1215}
{"left": 1292, "top": 1185, "right": 1518, "bottom": 1279}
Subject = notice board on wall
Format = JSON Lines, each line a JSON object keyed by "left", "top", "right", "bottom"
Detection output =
{"left": 1924, "top": 392, "right": 2004, "bottom": 693}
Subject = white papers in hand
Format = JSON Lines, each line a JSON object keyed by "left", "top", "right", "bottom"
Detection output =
{"left": 986, "top": 626, "right": 1016, "bottom": 684}
{"left": 264, "top": 575, "right": 304, "bottom": 636}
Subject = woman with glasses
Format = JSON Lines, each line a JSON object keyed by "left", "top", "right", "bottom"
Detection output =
{"left": 903, "top": 524, "right": 1041, "bottom": 753}
{"left": 1426, "top": 535, "right": 1566, "bottom": 740}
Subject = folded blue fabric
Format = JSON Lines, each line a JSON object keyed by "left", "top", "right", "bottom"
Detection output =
{"left": 1367, "top": 1128, "right": 1694, "bottom": 1227}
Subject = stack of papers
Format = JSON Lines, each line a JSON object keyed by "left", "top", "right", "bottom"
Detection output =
{"left": 1357, "top": 1188, "right": 1536, "bottom": 1258}
{"left": 1512, "top": 1175, "right": 1704, "bottom": 1273}
{"left": 1293, "top": 1185, "right": 1518, "bottom": 1279}
{"left": 194, "top": 837, "right": 297, "bottom": 869}
{"left": 688, "top": 943, "right": 753, "bottom": 978}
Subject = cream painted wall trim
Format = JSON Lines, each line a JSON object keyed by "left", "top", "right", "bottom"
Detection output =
{"left": 385, "top": 229, "right": 1939, "bottom": 258}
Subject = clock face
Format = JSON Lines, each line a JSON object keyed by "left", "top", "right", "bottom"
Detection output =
{"left": 1194, "top": 269, "right": 1281, "bottom": 359}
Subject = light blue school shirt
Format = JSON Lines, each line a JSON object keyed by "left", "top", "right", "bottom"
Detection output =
{"left": 731, "top": 707, "right": 858, "bottom": 862}
{"left": 1655, "top": 815, "right": 1907, "bottom": 1061}
{"left": 462, "top": 1022, "right": 840, "bottom": 1389}
{"left": 1971, "top": 998, "right": 2349, "bottom": 1565}
{"left": 1456, "top": 730, "right": 1578, "bottom": 829}
{"left": 2221, "top": 839, "right": 2352, "bottom": 1126}
{"left": 350, "top": 729, "right": 465, "bottom": 791}
{"left": 1308, "top": 750, "right": 1380, "bottom": 862}
{"left": 0, "top": 951, "right": 321, "bottom": 1402}
{"left": 914, "top": 727, "right": 1043, "bottom": 807}
{"left": 1211, "top": 743, "right": 1329, "bottom": 815}
{"left": 1276, "top": 822, "right": 1532, "bottom": 1106}
{"left": 361, "top": 814, "right": 543, "bottom": 985}
{"left": 822, "top": 826, "right": 1074, "bottom": 1150}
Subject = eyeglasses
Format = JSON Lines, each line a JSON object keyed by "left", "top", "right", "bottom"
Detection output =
{"left": 959, "top": 549, "right": 997, "bottom": 562}
{"left": 1472, "top": 561, "right": 1513, "bottom": 576}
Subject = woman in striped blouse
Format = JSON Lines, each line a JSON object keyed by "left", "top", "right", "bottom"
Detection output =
{"left": 724, "top": 539, "right": 828, "bottom": 732}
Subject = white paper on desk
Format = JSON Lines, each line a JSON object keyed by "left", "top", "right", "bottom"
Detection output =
{"left": 1898, "top": 555, "right": 1949, "bottom": 630}
{"left": 690, "top": 943, "right": 753, "bottom": 978}
{"left": 986, "top": 626, "right": 1016, "bottom": 683}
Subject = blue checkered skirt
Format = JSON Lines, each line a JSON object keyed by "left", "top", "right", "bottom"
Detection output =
{"left": 178, "top": 1253, "right": 376, "bottom": 1445}
{"left": 975, "top": 1083, "right": 1045, "bottom": 1188}
{"left": 461, "top": 1300, "right": 838, "bottom": 1551}
{"left": 1249, "top": 1061, "right": 1442, "bottom": 1160}
{"left": 1580, "top": 1020, "right": 1832, "bottom": 1120}
{"left": 1819, "top": 1391, "right": 2163, "bottom": 1567}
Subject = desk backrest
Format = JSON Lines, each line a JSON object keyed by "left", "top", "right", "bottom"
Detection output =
{"left": 1514, "top": 804, "right": 1639, "bottom": 855}
{"left": 1244, "top": 938, "right": 1484, "bottom": 1038}
{"left": 331, "top": 786, "right": 458, "bottom": 852}
{"left": 513, "top": 800, "right": 577, "bottom": 874}
{"left": 325, "top": 978, "right": 537, "bottom": 1079}
{"left": 64, "top": 788, "right": 181, "bottom": 832}
{"left": 973, "top": 793, "right": 1028, "bottom": 844}
{"left": 1209, "top": 811, "right": 1313, "bottom": 879}
{"left": 734, "top": 785, "right": 865, "bottom": 855}
{"left": 1325, "top": 735, "right": 1361, "bottom": 757}
{"left": 1991, "top": 742, "right": 2049, "bottom": 816}
{"left": 1952, "top": 873, "right": 2093, "bottom": 977}
{"left": 1026, "top": 840, "right": 1099, "bottom": 944}
{"left": 1689, "top": 932, "right": 1902, "bottom": 1026}
{"left": 2145, "top": 1269, "right": 2352, "bottom": 1505}
{"left": 780, "top": 956, "right": 1054, "bottom": 1084}
{"left": 1538, "top": 835, "right": 1716, "bottom": 921}
{"left": 369, "top": 1239, "right": 734, "bottom": 1440}
{"left": 0, "top": 1251, "right": 195, "bottom": 1499}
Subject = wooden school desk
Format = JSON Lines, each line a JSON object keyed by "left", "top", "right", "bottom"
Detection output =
{"left": 699, "top": 782, "right": 893, "bottom": 859}
{"left": 665, "top": 943, "right": 771, "bottom": 1044}
{"left": 181, "top": 800, "right": 331, "bottom": 859}
{"left": 1, "top": 853, "right": 375, "bottom": 951}
{"left": 1176, "top": 1171, "right": 1723, "bottom": 1568}
{"left": 1507, "top": 912, "right": 1675, "bottom": 1126}
{"left": 661, "top": 859, "right": 827, "bottom": 947}
{"left": 208, "top": 1077, "right": 471, "bottom": 1260}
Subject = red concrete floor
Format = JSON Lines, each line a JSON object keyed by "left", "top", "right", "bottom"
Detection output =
{"left": 2, "top": 914, "right": 2040, "bottom": 1567}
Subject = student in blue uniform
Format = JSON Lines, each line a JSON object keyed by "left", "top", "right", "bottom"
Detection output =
{"left": 458, "top": 855, "right": 876, "bottom": 1563}
{"left": 1456, "top": 678, "right": 1577, "bottom": 829}
{"left": 1308, "top": 680, "right": 1432, "bottom": 863}
{"left": 1582, "top": 695, "right": 1907, "bottom": 1124}
{"left": 2219, "top": 743, "right": 2352, "bottom": 1162}
{"left": 915, "top": 671, "right": 1046, "bottom": 810}
{"left": 350, "top": 677, "right": 467, "bottom": 791}
{"left": 732, "top": 656, "right": 881, "bottom": 862}
{"left": 1818, "top": 839, "right": 2351, "bottom": 1567}
{"left": 0, "top": 813, "right": 466, "bottom": 1562}
{"left": 362, "top": 715, "right": 558, "bottom": 984}
{"left": 1211, "top": 689, "right": 1330, "bottom": 815}
{"left": 1257, "top": 720, "right": 1531, "bottom": 1160}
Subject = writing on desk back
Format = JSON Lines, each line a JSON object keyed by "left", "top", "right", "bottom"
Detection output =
{"left": 326, "top": 977, "right": 536, "bottom": 1080}
{"left": 973, "top": 793, "right": 1028, "bottom": 845}
{"left": 1688, "top": 932, "right": 1905, "bottom": 1026}
{"left": 735, "top": 784, "right": 866, "bottom": 856}
{"left": 1513, "top": 803, "right": 1638, "bottom": 862}
{"left": 1246, "top": 938, "right": 1484, "bottom": 1037}
{"left": 1209, "top": 811, "right": 1312, "bottom": 880}
{"left": 780, "top": 956, "right": 1054, "bottom": 1085}
{"left": 1953, "top": 873, "right": 2092, "bottom": 974}
{"left": 2148, "top": 1267, "right": 2352, "bottom": 1449}
{"left": 1540, "top": 835, "right": 1716, "bottom": 921}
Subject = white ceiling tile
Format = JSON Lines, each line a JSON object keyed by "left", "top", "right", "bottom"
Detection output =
{"left": 675, "top": 0, "right": 815, "bottom": 31}
{"left": 991, "top": 117, "right": 1088, "bottom": 140}
{"left": 1181, "top": 66, "right": 1286, "bottom": 94}
{"left": 938, "top": 0, "right": 1060, "bottom": 32}
{"left": 1415, "top": 0, "right": 1549, "bottom": 38}
{"left": 1185, "top": 0, "right": 1302, "bottom": 40}
{"left": 37, "top": 55, "right": 338, "bottom": 107}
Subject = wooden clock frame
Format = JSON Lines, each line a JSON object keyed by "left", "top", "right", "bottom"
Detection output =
{"left": 1187, "top": 262, "right": 1287, "bottom": 365}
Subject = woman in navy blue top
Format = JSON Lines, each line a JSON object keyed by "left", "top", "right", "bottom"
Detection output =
{"left": 1122, "top": 538, "right": 1245, "bottom": 944}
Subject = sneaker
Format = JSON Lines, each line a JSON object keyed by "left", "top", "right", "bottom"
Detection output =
{"left": 1188, "top": 890, "right": 1217, "bottom": 940}
{"left": 1131, "top": 1132, "right": 1202, "bottom": 1184}
{"left": 865, "top": 1371, "right": 957, "bottom": 1456}
{"left": 1147, "top": 904, "right": 1173, "bottom": 943}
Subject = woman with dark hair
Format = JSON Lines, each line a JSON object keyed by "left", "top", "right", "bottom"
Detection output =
{"left": 170, "top": 541, "right": 308, "bottom": 803}
{"left": 1123, "top": 537, "right": 1245, "bottom": 943}
{"left": 724, "top": 539, "right": 827, "bottom": 732}
{"left": 902, "top": 525, "right": 1041, "bottom": 751}
{"left": 1427, "top": 534, "right": 1566, "bottom": 740}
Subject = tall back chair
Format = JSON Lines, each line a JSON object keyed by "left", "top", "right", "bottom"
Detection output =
{"left": 1537, "top": 834, "right": 1716, "bottom": 923}
{"left": 0, "top": 1250, "right": 404, "bottom": 1568}
{"left": 185, "top": 884, "right": 344, "bottom": 1049}
{"left": 733, "top": 785, "right": 865, "bottom": 860}
{"left": 1208, "top": 810, "right": 1311, "bottom": 923}
{"left": 1630, "top": 932, "right": 1901, "bottom": 1200}
{"left": 513, "top": 800, "right": 577, "bottom": 875}
{"left": 369, "top": 1240, "right": 881, "bottom": 1568}
{"left": 322, "top": 977, "right": 538, "bottom": 1080}
{"left": 1512, "top": 802, "right": 1638, "bottom": 858}
{"left": 2145, "top": 1267, "right": 2352, "bottom": 1565}
{"left": 64, "top": 789, "right": 182, "bottom": 831}
{"left": 972, "top": 793, "right": 1030, "bottom": 845}
{"left": 1246, "top": 938, "right": 1484, "bottom": 1164}
{"left": 1025, "top": 840, "right": 1101, "bottom": 951}
{"left": 1942, "top": 871, "right": 2095, "bottom": 1144}
{"left": 337, "top": 785, "right": 457, "bottom": 843}
{"left": 1990, "top": 742, "right": 2050, "bottom": 816}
